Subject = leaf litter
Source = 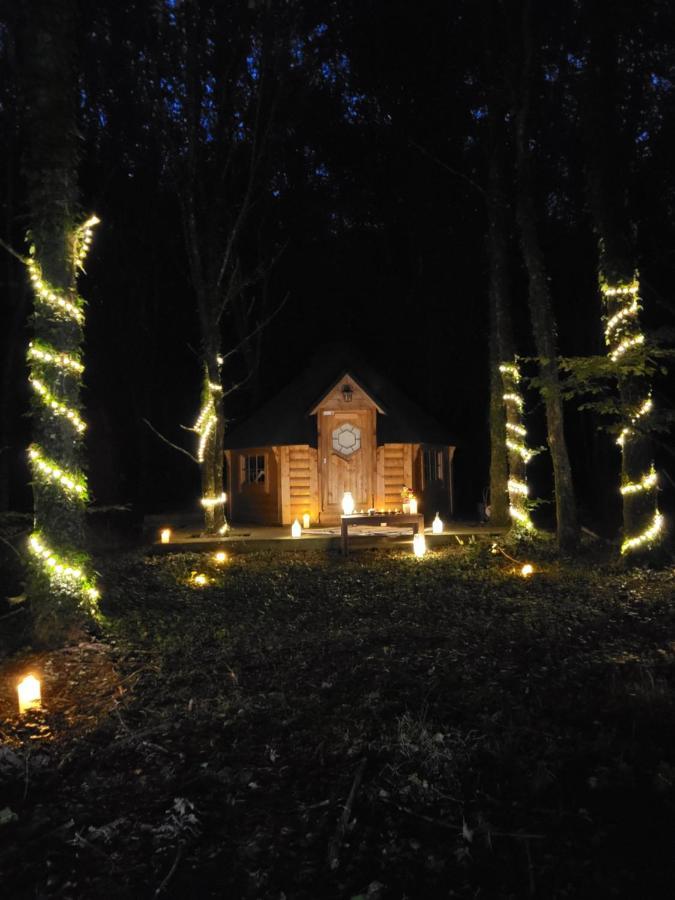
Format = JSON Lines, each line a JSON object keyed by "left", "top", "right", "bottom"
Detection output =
{"left": 0, "top": 546, "right": 674, "bottom": 897}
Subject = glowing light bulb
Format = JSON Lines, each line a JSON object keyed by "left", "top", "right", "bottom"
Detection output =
{"left": 413, "top": 533, "right": 427, "bottom": 557}
{"left": 193, "top": 573, "right": 207, "bottom": 586}
{"left": 213, "top": 551, "right": 227, "bottom": 564}
{"left": 17, "top": 675, "right": 41, "bottom": 714}
{"left": 521, "top": 563, "right": 534, "bottom": 577}
{"left": 342, "top": 492, "right": 355, "bottom": 516}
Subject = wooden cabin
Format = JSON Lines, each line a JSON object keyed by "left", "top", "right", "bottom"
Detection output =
{"left": 223, "top": 355, "right": 455, "bottom": 525}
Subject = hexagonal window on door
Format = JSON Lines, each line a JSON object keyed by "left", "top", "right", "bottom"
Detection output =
{"left": 332, "top": 423, "right": 361, "bottom": 456}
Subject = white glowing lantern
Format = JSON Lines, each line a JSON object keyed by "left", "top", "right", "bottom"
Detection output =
{"left": 432, "top": 513, "right": 443, "bottom": 534}
{"left": 291, "top": 519, "right": 302, "bottom": 538}
{"left": 521, "top": 563, "right": 534, "bottom": 578}
{"left": 17, "top": 675, "right": 41, "bottom": 714}
{"left": 213, "top": 551, "right": 227, "bottom": 564}
{"left": 409, "top": 497, "right": 418, "bottom": 515}
{"left": 302, "top": 513, "right": 311, "bottom": 530}
{"left": 413, "top": 533, "right": 427, "bottom": 558}
{"left": 342, "top": 491, "right": 355, "bottom": 516}
{"left": 160, "top": 528, "right": 171, "bottom": 544}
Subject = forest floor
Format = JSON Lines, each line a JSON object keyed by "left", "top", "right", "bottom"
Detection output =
{"left": 1, "top": 539, "right": 675, "bottom": 898}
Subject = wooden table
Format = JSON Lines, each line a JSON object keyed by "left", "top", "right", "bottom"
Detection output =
{"left": 340, "top": 513, "right": 425, "bottom": 555}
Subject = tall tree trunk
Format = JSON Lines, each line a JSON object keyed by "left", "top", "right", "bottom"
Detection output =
{"left": 194, "top": 341, "right": 227, "bottom": 535}
{"left": 486, "top": 119, "right": 534, "bottom": 533}
{"left": 482, "top": 0, "right": 535, "bottom": 536}
{"left": 183, "top": 197, "right": 228, "bottom": 536}
{"left": 21, "top": 0, "right": 99, "bottom": 640}
{"left": 584, "top": 6, "right": 662, "bottom": 557}
{"left": 488, "top": 327, "right": 510, "bottom": 527}
{"left": 513, "top": 4, "right": 579, "bottom": 551}
{"left": 0, "top": 15, "right": 24, "bottom": 512}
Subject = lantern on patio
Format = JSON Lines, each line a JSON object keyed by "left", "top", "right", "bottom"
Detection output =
{"left": 291, "top": 519, "right": 302, "bottom": 538}
{"left": 342, "top": 491, "right": 355, "bottom": 516}
{"left": 302, "top": 513, "right": 311, "bottom": 530}
{"left": 160, "top": 528, "right": 171, "bottom": 544}
{"left": 413, "top": 533, "right": 427, "bottom": 558}
{"left": 409, "top": 497, "right": 418, "bottom": 515}
{"left": 432, "top": 513, "right": 443, "bottom": 534}
{"left": 17, "top": 675, "right": 41, "bottom": 714}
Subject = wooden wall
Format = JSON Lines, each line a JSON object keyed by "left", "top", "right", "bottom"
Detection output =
{"left": 226, "top": 440, "right": 455, "bottom": 524}
{"left": 225, "top": 447, "right": 280, "bottom": 524}
{"left": 279, "top": 444, "right": 319, "bottom": 525}
{"left": 375, "top": 443, "right": 414, "bottom": 510}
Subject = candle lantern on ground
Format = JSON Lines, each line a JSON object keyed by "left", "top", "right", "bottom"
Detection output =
{"left": 17, "top": 675, "right": 41, "bottom": 714}
{"left": 413, "top": 533, "right": 427, "bottom": 558}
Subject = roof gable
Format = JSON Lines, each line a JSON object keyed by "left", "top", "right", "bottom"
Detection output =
{"left": 309, "top": 371, "right": 385, "bottom": 415}
{"left": 223, "top": 346, "right": 455, "bottom": 450}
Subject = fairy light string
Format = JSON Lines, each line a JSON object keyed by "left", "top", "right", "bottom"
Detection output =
{"left": 30, "top": 376, "right": 87, "bottom": 433}
{"left": 193, "top": 390, "right": 217, "bottom": 463}
{"left": 499, "top": 361, "right": 535, "bottom": 532}
{"left": 28, "top": 533, "right": 99, "bottom": 611}
{"left": 601, "top": 275, "right": 662, "bottom": 554}
{"left": 201, "top": 492, "right": 226, "bottom": 508}
{"left": 28, "top": 445, "right": 88, "bottom": 499}
{"left": 26, "top": 215, "right": 101, "bottom": 607}
{"left": 28, "top": 341, "right": 84, "bottom": 374}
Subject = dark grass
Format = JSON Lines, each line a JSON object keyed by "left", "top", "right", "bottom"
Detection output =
{"left": 2, "top": 544, "right": 675, "bottom": 898}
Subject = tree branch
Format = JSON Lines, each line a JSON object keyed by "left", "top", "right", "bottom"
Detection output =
{"left": 408, "top": 139, "right": 486, "bottom": 200}
{"left": 142, "top": 419, "right": 199, "bottom": 465}
{"left": 0, "top": 237, "right": 28, "bottom": 266}
{"left": 218, "top": 290, "right": 290, "bottom": 366}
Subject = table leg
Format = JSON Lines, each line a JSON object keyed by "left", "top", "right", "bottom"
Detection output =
{"left": 341, "top": 520, "right": 348, "bottom": 556}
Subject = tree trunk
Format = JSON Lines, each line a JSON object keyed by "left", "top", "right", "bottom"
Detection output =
{"left": 196, "top": 349, "right": 227, "bottom": 535}
{"left": 485, "top": 125, "right": 533, "bottom": 533}
{"left": 21, "top": 0, "right": 99, "bottom": 639}
{"left": 0, "top": 17, "right": 24, "bottom": 512}
{"left": 513, "top": 6, "right": 578, "bottom": 551}
{"left": 488, "top": 328, "right": 510, "bottom": 527}
{"left": 584, "top": 5, "right": 661, "bottom": 558}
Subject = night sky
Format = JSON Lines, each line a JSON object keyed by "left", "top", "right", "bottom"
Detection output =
{"left": 2, "top": 0, "right": 674, "bottom": 531}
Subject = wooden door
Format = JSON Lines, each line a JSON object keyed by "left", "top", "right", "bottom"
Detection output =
{"left": 319, "top": 410, "right": 374, "bottom": 518}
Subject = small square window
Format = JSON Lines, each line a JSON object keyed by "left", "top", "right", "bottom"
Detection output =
{"left": 242, "top": 454, "right": 266, "bottom": 485}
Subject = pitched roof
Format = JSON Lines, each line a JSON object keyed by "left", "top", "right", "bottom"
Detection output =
{"left": 223, "top": 346, "right": 455, "bottom": 450}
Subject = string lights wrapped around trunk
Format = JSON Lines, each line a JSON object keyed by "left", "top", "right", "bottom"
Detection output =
{"left": 192, "top": 357, "right": 227, "bottom": 534}
{"left": 26, "top": 215, "right": 101, "bottom": 614}
{"left": 499, "top": 361, "right": 535, "bottom": 533}
{"left": 601, "top": 277, "right": 663, "bottom": 555}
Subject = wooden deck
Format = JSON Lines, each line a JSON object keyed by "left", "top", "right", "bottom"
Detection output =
{"left": 145, "top": 513, "right": 507, "bottom": 555}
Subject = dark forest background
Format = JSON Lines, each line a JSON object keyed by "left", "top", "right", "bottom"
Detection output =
{"left": 1, "top": 0, "right": 674, "bottom": 531}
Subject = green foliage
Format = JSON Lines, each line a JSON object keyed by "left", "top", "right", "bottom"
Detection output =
{"left": 521, "top": 337, "right": 674, "bottom": 441}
